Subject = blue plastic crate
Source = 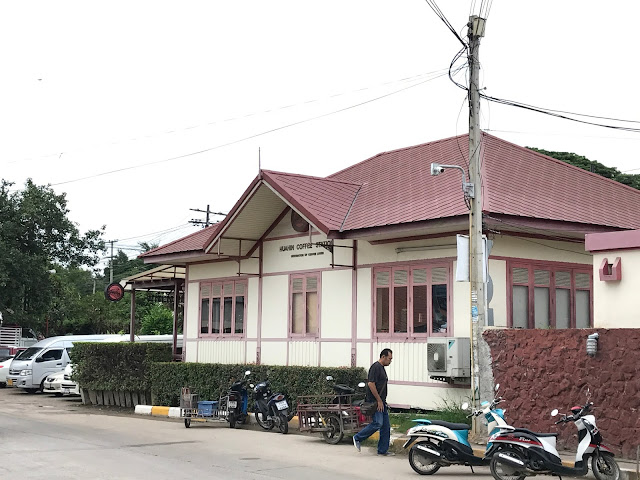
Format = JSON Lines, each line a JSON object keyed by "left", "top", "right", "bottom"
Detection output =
{"left": 197, "top": 400, "right": 218, "bottom": 417}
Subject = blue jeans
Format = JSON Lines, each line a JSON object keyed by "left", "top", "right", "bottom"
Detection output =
{"left": 354, "top": 405, "right": 390, "bottom": 454}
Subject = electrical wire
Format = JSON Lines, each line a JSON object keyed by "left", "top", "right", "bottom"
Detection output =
{"left": 49, "top": 71, "right": 452, "bottom": 186}
{"left": 424, "top": 0, "right": 468, "bottom": 47}
{"left": 480, "top": 93, "right": 640, "bottom": 133}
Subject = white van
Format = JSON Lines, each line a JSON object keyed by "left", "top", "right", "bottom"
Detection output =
{"left": 5, "top": 334, "right": 120, "bottom": 393}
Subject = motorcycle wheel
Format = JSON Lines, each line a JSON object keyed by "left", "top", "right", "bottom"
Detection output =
{"left": 277, "top": 412, "right": 289, "bottom": 434}
{"left": 256, "top": 412, "right": 274, "bottom": 430}
{"left": 229, "top": 414, "right": 236, "bottom": 429}
{"left": 321, "top": 414, "right": 343, "bottom": 445}
{"left": 490, "top": 448, "right": 527, "bottom": 480}
{"left": 408, "top": 442, "right": 441, "bottom": 475}
{"left": 184, "top": 418, "right": 191, "bottom": 428}
{"left": 592, "top": 452, "right": 620, "bottom": 480}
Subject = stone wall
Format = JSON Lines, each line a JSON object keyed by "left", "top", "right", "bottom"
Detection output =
{"left": 483, "top": 328, "right": 640, "bottom": 459}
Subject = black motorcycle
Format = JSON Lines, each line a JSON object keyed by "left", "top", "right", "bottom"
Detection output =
{"left": 225, "top": 370, "right": 251, "bottom": 429}
{"left": 251, "top": 379, "right": 291, "bottom": 434}
{"left": 326, "top": 375, "right": 366, "bottom": 406}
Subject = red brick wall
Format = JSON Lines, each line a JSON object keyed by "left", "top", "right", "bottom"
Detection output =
{"left": 483, "top": 328, "right": 640, "bottom": 458}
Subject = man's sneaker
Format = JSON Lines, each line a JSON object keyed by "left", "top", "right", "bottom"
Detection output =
{"left": 377, "top": 451, "right": 396, "bottom": 456}
{"left": 353, "top": 437, "right": 361, "bottom": 452}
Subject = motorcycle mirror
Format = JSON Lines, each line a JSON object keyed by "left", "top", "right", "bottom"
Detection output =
{"left": 550, "top": 409, "right": 559, "bottom": 417}
{"left": 461, "top": 402, "right": 469, "bottom": 410}
{"left": 357, "top": 382, "right": 366, "bottom": 388}
{"left": 495, "top": 383, "right": 500, "bottom": 391}
{"left": 245, "top": 370, "right": 251, "bottom": 376}
{"left": 326, "top": 375, "right": 333, "bottom": 381}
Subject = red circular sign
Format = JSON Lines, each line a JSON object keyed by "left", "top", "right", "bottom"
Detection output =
{"left": 105, "top": 282, "right": 125, "bottom": 302}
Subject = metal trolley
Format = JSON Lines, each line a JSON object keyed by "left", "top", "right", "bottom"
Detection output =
{"left": 180, "top": 387, "right": 231, "bottom": 428}
{"left": 296, "top": 393, "right": 371, "bottom": 444}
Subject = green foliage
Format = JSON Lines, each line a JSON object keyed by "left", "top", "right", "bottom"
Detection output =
{"left": 71, "top": 342, "right": 172, "bottom": 392}
{"left": 140, "top": 303, "right": 175, "bottom": 335}
{"left": 150, "top": 362, "right": 366, "bottom": 409}
{"left": 0, "top": 179, "right": 105, "bottom": 331}
{"left": 528, "top": 148, "right": 640, "bottom": 190}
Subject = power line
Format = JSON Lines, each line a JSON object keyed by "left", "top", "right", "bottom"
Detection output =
{"left": 115, "top": 223, "right": 195, "bottom": 242}
{"left": 424, "top": 0, "right": 467, "bottom": 47}
{"left": 9, "top": 70, "right": 447, "bottom": 167}
{"left": 49, "top": 70, "right": 452, "bottom": 186}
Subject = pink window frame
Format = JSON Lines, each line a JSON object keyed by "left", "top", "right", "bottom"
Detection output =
{"left": 507, "top": 260, "right": 592, "bottom": 329}
{"left": 372, "top": 261, "right": 452, "bottom": 339}
{"left": 198, "top": 279, "right": 247, "bottom": 338}
{"left": 288, "top": 272, "right": 321, "bottom": 338}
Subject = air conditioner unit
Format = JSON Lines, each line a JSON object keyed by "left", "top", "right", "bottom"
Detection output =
{"left": 427, "top": 337, "right": 471, "bottom": 384}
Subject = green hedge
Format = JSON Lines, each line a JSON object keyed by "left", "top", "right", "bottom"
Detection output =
{"left": 71, "top": 342, "right": 172, "bottom": 392}
{"left": 150, "top": 362, "right": 367, "bottom": 409}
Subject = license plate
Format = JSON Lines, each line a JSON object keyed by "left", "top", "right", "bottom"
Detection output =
{"left": 7, "top": 379, "right": 13, "bottom": 386}
{"left": 276, "top": 400, "right": 288, "bottom": 410}
{"left": 228, "top": 400, "right": 237, "bottom": 408}
{"left": 63, "top": 388, "right": 70, "bottom": 394}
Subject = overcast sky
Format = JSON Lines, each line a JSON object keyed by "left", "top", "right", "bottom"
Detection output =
{"left": 2, "top": 1, "right": 639, "bottom": 268}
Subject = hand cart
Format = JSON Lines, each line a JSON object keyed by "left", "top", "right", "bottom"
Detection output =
{"left": 180, "top": 387, "right": 231, "bottom": 428}
{"left": 296, "top": 393, "right": 371, "bottom": 444}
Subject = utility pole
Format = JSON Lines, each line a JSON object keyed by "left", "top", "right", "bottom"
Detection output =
{"left": 108, "top": 239, "right": 118, "bottom": 283}
{"left": 189, "top": 205, "right": 226, "bottom": 228}
{"left": 468, "top": 14, "right": 489, "bottom": 439}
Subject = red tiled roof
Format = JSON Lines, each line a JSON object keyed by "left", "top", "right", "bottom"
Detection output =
{"left": 262, "top": 170, "right": 361, "bottom": 233}
{"left": 143, "top": 133, "right": 640, "bottom": 259}
{"left": 140, "top": 224, "right": 220, "bottom": 258}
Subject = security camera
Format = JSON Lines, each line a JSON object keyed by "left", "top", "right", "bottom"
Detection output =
{"left": 431, "top": 163, "right": 445, "bottom": 176}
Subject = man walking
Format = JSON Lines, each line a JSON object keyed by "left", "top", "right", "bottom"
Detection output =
{"left": 353, "top": 348, "right": 393, "bottom": 456}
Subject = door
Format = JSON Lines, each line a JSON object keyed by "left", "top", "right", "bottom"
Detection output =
{"left": 34, "top": 349, "right": 64, "bottom": 385}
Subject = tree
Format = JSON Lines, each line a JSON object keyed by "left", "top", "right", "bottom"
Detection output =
{"left": 0, "top": 179, "right": 105, "bottom": 332}
{"left": 140, "top": 303, "right": 175, "bottom": 335}
{"left": 528, "top": 148, "right": 640, "bottom": 190}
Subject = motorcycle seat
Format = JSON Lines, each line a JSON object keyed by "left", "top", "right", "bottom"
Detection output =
{"left": 512, "top": 428, "right": 558, "bottom": 438}
{"left": 427, "top": 420, "right": 471, "bottom": 430}
{"left": 333, "top": 384, "right": 355, "bottom": 395}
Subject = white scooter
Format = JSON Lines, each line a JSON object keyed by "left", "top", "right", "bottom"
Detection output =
{"left": 488, "top": 391, "right": 620, "bottom": 480}
{"left": 404, "top": 384, "right": 519, "bottom": 476}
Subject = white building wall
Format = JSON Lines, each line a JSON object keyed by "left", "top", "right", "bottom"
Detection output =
{"left": 189, "top": 258, "right": 258, "bottom": 281}
{"left": 197, "top": 340, "right": 245, "bottom": 364}
{"left": 321, "top": 269, "right": 352, "bottom": 339}
{"left": 357, "top": 237, "right": 457, "bottom": 266}
{"left": 320, "top": 342, "right": 351, "bottom": 367}
{"left": 261, "top": 275, "right": 288, "bottom": 339}
{"left": 491, "top": 236, "right": 589, "bottom": 265}
{"left": 592, "top": 250, "right": 640, "bottom": 328}
{"left": 260, "top": 342, "right": 287, "bottom": 365}
{"left": 246, "top": 277, "right": 259, "bottom": 339}
{"left": 185, "top": 280, "right": 200, "bottom": 341}
{"left": 289, "top": 341, "right": 318, "bottom": 366}
{"left": 356, "top": 268, "right": 372, "bottom": 339}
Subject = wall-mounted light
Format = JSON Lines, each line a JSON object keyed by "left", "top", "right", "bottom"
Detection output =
{"left": 586, "top": 332, "right": 599, "bottom": 357}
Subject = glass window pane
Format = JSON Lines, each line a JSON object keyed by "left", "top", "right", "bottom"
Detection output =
{"left": 376, "top": 287, "right": 389, "bottom": 333}
{"left": 412, "top": 285, "right": 428, "bottom": 333}
{"left": 200, "top": 298, "right": 209, "bottom": 334}
{"left": 394, "top": 286, "right": 408, "bottom": 333}
{"left": 235, "top": 295, "right": 245, "bottom": 334}
{"left": 576, "top": 290, "right": 590, "bottom": 328}
{"left": 534, "top": 287, "right": 550, "bottom": 328}
{"left": 513, "top": 285, "right": 528, "bottom": 328}
{"left": 432, "top": 284, "right": 448, "bottom": 333}
{"left": 306, "top": 291, "right": 318, "bottom": 335}
{"left": 223, "top": 297, "right": 233, "bottom": 333}
{"left": 292, "top": 292, "right": 304, "bottom": 334}
{"left": 212, "top": 298, "right": 220, "bottom": 333}
{"left": 555, "top": 289, "right": 570, "bottom": 329}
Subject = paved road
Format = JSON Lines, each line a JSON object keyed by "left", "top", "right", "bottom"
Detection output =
{"left": 0, "top": 387, "right": 498, "bottom": 480}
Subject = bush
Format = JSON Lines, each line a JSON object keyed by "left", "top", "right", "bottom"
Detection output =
{"left": 71, "top": 342, "right": 172, "bottom": 392}
{"left": 150, "top": 362, "right": 367, "bottom": 409}
{"left": 140, "top": 303, "right": 175, "bottom": 335}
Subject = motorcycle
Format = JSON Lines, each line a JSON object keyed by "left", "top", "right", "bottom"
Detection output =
{"left": 251, "top": 378, "right": 291, "bottom": 434}
{"left": 225, "top": 370, "right": 251, "bottom": 429}
{"left": 488, "top": 390, "right": 620, "bottom": 480}
{"left": 403, "top": 384, "right": 516, "bottom": 476}
{"left": 326, "top": 375, "right": 366, "bottom": 406}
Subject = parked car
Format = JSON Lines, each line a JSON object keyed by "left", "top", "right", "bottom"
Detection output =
{"left": 43, "top": 370, "right": 65, "bottom": 396}
{"left": 60, "top": 364, "right": 79, "bottom": 396}
{"left": 0, "top": 356, "right": 13, "bottom": 387}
